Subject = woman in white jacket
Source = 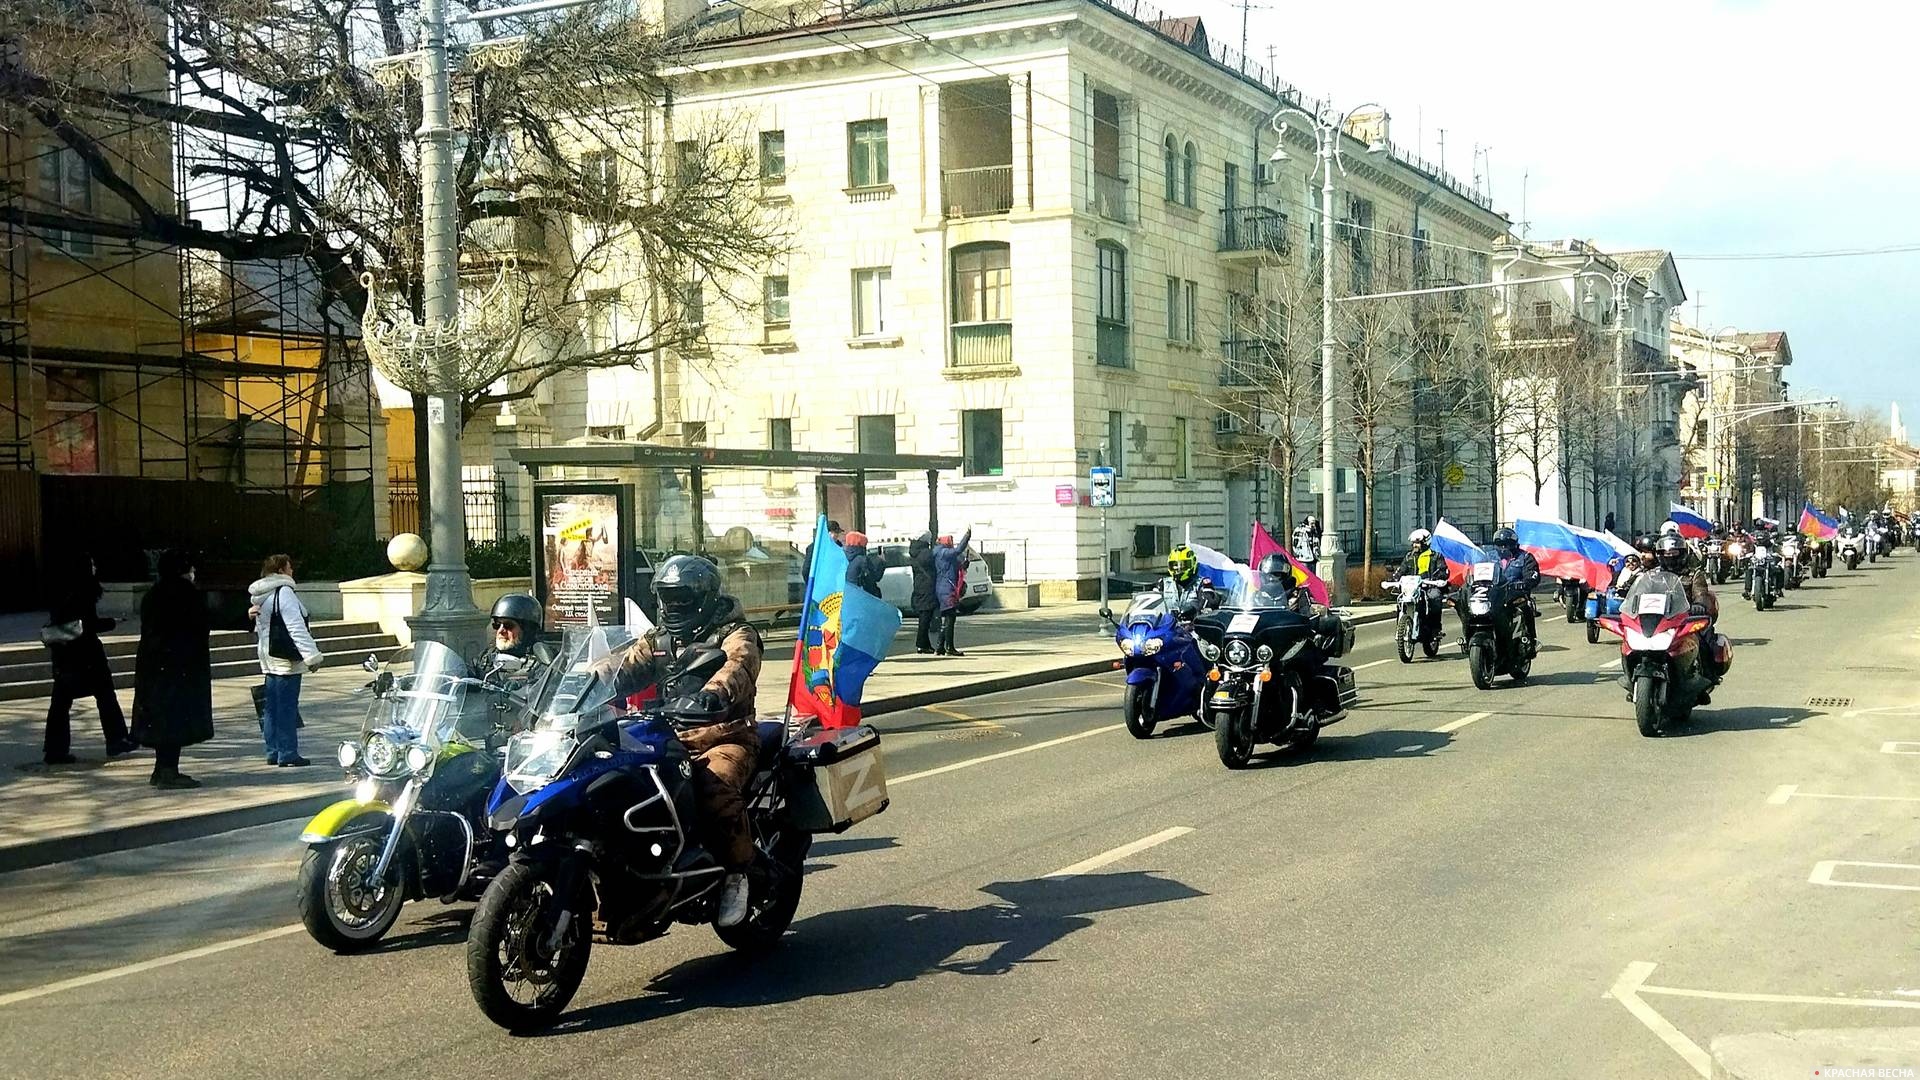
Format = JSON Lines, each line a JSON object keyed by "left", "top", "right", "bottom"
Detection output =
{"left": 249, "top": 554, "right": 322, "bottom": 767}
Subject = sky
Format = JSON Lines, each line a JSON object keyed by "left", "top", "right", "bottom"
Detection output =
{"left": 1188, "top": 0, "right": 1920, "bottom": 430}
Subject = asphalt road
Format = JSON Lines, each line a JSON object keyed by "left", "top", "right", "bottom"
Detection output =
{"left": 4, "top": 559, "right": 1919, "bottom": 1079}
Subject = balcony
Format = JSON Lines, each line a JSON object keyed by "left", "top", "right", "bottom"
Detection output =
{"left": 1093, "top": 171, "right": 1129, "bottom": 223}
{"left": 1651, "top": 420, "right": 1679, "bottom": 447}
{"left": 942, "top": 165, "right": 1014, "bottom": 219}
{"left": 949, "top": 321, "right": 1013, "bottom": 370}
{"left": 1507, "top": 315, "right": 1579, "bottom": 341}
{"left": 1219, "top": 339, "right": 1271, "bottom": 386}
{"left": 1219, "top": 207, "right": 1290, "bottom": 257}
{"left": 1096, "top": 321, "right": 1129, "bottom": 368}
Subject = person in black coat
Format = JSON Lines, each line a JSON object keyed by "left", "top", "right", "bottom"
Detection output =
{"left": 43, "top": 554, "right": 136, "bottom": 765}
{"left": 132, "top": 551, "right": 214, "bottom": 789}
{"left": 908, "top": 533, "right": 938, "bottom": 653}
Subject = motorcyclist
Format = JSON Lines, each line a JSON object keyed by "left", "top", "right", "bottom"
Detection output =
{"left": 1395, "top": 529, "right": 1449, "bottom": 635}
{"left": 1646, "top": 533, "right": 1725, "bottom": 694}
{"left": 604, "top": 555, "right": 763, "bottom": 928}
{"left": 1489, "top": 527, "right": 1541, "bottom": 655}
{"left": 1254, "top": 552, "right": 1316, "bottom": 617}
{"left": 1161, "top": 545, "right": 1218, "bottom": 617}
{"left": 487, "top": 593, "right": 557, "bottom": 668}
{"left": 1658, "top": 521, "right": 1707, "bottom": 575}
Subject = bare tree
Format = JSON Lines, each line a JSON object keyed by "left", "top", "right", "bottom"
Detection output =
{"left": 1203, "top": 265, "right": 1322, "bottom": 536}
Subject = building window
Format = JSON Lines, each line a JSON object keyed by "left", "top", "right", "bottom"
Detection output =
{"left": 674, "top": 139, "right": 699, "bottom": 187}
{"left": 848, "top": 119, "right": 889, "bottom": 188}
{"left": 1174, "top": 416, "right": 1191, "bottom": 479}
{"left": 681, "top": 280, "right": 704, "bottom": 328}
{"left": 768, "top": 417, "right": 793, "bottom": 452}
{"left": 1182, "top": 141, "right": 1197, "bottom": 209}
{"left": 759, "top": 130, "right": 786, "bottom": 181}
{"left": 1163, "top": 134, "right": 1179, "bottom": 203}
{"left": 1106, "top": 410, "right": 1125, "bottom": 476}
{"left": 38, "top": 145, "right": 94, "bottom": 255}
{"left": 857, "top": 413, "right": 896, "bottom": 457}
{"left": 1166, "top": 277, "right": 1197, "bottom": 342}
{"left": 952, "top": 243, "right": 1011, "bottom": 323}
{"left": 684, "top": 420, "right": 709, "bottom": 446}
{"left": 581, "top": 149, "right": 618, "bottom": 205}
{"left": 763, "top": 275, "right": 790, "bottom": 326}
{"left": 588, "top": 424, "right": 626, "bottom": 440}
{"left": 962, "top": 408, "right": 1004, "bottom": 476}
{"left": 1096, "top": 241, "right": 1128, "bottom": 367}
{"left": 853, "top": 267, "right": 891, "bottom": 336}
{"left": 584, "top": 288, "right": 620, "bottom": 353}
{"left": 43, "top": 368, "right": 100, "bottom": 474}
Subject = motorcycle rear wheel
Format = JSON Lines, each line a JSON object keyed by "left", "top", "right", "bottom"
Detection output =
{"left": 1633, "top": 675, "right": 1662, "bottom": 737}
{"left": 1586, "top": 620, "right": 1600, "bottom": 645}
{"left": 1510, "top": 650, "right": 1532, "bottom": 685}
{"left": 715, "top": 829, "right": 812, "bottom": 955}
{"left": 466, "top": 860, "right": 591, "bottom": 1031}
{"left": 1123, "top": 682, "right": 1157, "bottom": 739}
{"left": 297, "top": 835, "right": 406, "bottom": 953}
{"left": 1421, "top": 632, "right": 1441, "bottom": 658}
{"left": 1214, "top": 707, "right": 1255, "bottom": 769}
{"left": 1468, "top": 643, "right": 1494, "bottom": 690}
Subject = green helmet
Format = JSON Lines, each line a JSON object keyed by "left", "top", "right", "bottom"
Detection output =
{"left": 1167, "top": 545, "right": 1198, "bottom": 584}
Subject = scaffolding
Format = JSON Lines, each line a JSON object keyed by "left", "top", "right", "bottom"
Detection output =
{"left": 0, "top": 22, "right": 380, "bottom": 589}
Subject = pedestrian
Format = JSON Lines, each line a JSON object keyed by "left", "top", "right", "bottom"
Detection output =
{"left": 909, "top": 533, "right": 938, "bottom": 654}
{"left": 250, "top": 554, "right": 322, "bottom": 767}
{"left": 1603, "top": 511, "right": 1617, "bottom": 535}
{"left": 803, "top": 519, "right": 846, "bottom": 569}
{"left": 933, "top": 527, "right": 972, "bottom": 657}
{"left": 41, "top": 553, "right": 137, "bottom": 765}
{"left": 131, "top": 550, "right": 213, "bottom": 789}
{"left": 843, "top": 530, "right": 884, "bottom": 598}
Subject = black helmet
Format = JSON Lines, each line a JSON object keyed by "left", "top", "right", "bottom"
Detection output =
{"left": 1257, "top": 552, "right": 1294, "bottom": 590}
{"left": 1491, "top": 527, "right": 1519, "bottom": 553}
{"left": 1654, "top": 534, "right": 1689, "bottom": 573}
{"left": 489, "top": 593, "right": 544, "bottom": 655}
{"left": 653, "top": 554, "right": 725, "bottom": 638}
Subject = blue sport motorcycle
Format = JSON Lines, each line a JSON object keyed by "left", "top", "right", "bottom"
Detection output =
{"left": 465, "top": 625, "right": 888, "bottom": 1031}
{"left": 1110, "top": 589, "right": 1209, "bottom": 739}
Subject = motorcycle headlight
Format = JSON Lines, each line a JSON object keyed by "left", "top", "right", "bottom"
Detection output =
{"left": 336, "top": 741, "right": 360, "bottom": 770}
{"left": 1142, "top": 637, "right": 1164, "bottom": 655}
{"left": 1469, "top": 598, "right": 1492, "bottom": 615}
{"left": 1256, "top": 644, "right": 1274, "bottom": 662}
{"left": 1225, "top": 639, "right": 1252, "bottom": 667}
{"left": 1728, "top": 544, "right": 1744, "bottom": 557}
{"left": 363, "top": 733, "right": 403, "bottom": 777}
{"left": 1200, "top": 641, "right": 1221, "bottom": 661}
{"left": 1120, "top": 637, "right": 1138, "bottom": 656}
{"left": 405, "top": 743, "right": 434, "bottom": 775}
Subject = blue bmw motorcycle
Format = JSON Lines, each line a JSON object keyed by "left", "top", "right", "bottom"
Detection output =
{"left": 1111, "top": 589, "right": 1209, "bottom": 739}
{"left": 465, "top": 626, "right": 887, "bottom": 1031}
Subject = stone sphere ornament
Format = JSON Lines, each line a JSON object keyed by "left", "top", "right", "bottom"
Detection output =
{"left": 387, "top": 532, "right": 430, "bottom": 572}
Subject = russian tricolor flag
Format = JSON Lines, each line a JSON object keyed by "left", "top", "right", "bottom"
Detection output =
{"left": 1669, "top": 502, "right": 1712, "bottom": 540}
{"left": 1429, "top": 518, "right": 1486, "bottom": 587}
{"left": 1189, "top": 541, "right": 1257, "bottom": 596}
{"left": 1515, "top": 517, "right": 1631, "bottom": 592}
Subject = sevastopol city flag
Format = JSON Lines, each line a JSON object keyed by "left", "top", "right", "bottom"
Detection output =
{"left": 1189, "top": 541, "right": 1257, "bottom": 596}
{"left": 789, "top": 515, "right": 901, "bottom": 728}
{"left": 1251, "top": 521, "right": 1330, "bottom": 606}
{"left": 1429, "top": 518, "right": 1486, "bottom": 587}
{"left": 1799, "top": 502, "right": 1839, "bottom": 540}
{"left": 1515, "top": 516, "right": 1621, "bottom": 593}
{"left": 1668, "top": 502, "right": 1712, "bottom": 540}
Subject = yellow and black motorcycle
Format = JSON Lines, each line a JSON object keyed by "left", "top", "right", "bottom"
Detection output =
{"left": 296, "top": 642, "right": 534, "bottom": 952}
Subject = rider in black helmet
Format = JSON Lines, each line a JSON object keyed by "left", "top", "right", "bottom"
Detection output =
{"left": 1490, "top": 527, "right": 1541, "bottom": 656}
{"left": 487, "top": 593, "right": 554, "bottom": 664}
{"left": 1255, "top": 552, "right": 1315, "bottom": 616}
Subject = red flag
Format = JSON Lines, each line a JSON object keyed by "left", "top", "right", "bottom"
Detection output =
{"left": 1251, "top": 522, "right": 1330, "bottom": 606}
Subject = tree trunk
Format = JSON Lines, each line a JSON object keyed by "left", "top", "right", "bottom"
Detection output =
{"left": 1361, "top": 470, "right": 1376, "bottom": 600}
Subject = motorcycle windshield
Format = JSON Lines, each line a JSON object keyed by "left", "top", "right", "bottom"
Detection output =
{"left": 1623, "top": 570, "right": 1690, "bottom": 617}
{"left": 1124, "top": 590, "right": 1172, "bottom": 626}
{"left": 503, "top": 625, "right": 637, "bottom": 788}
{"left": 1218, "top": 576, "right": 1293, "bottom": 611}
{"left": 366, "top": 641, "right": 469, "bottom": 749}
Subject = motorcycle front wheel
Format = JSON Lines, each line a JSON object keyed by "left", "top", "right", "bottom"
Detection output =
{"left": 1586, "top": 619, "right": 1601, "bottom": 645}
{"left": 1633, "top": 675, "right": 1663, "bottom": 737}
{"left": 466, "top": 860, "right": 591, "bottom": 1031}
{"left": 297, "top": 835, "right": 406, "bottom": 953}
{"left": 1397, "top": 617, "right": 1416, "bottom": 664}
{"left": 1214, "top": 707, "right": 1255, "bottom": 769}
{"left": 1123, "top": 682, "right": 1157, "bottom": 739}
{"left": 1468, "top": 643, "right": 1494, "bottom": 690}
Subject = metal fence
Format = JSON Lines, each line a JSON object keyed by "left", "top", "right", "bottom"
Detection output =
{"left": 387, "top": 463, "right": 520, "bottom": 542}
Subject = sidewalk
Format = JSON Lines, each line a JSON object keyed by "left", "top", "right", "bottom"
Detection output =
{"left": 0, "top": 602, "right": 1121, "bottom": 872}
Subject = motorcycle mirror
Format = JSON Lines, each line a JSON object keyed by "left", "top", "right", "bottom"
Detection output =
{"left": 361, "top": 654, "right": 380, "bottom": 673}
{"left": 373, "top": 671, "right": 395, "bottom": 697}
{"left": 1098, "top": 607, "right": 1116, "bottom": 626}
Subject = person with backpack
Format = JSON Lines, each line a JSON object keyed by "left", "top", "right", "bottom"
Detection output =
{"left": 933, "top": 528, "right": 972, "bottom": 657}
{"left": 249, "top": 554, "right": 323, "bottom": 767}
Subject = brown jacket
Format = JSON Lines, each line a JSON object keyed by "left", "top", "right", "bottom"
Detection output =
{"left": 612, "top": 604, "right": 763, "bottom": 754}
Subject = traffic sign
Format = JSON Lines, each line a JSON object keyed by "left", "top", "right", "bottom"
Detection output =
{"left": 1705, "top": 473, "right": 1722, "bottom": 490}
{"left": 1089, "top": 466, "right": 1117, "bottom": 508}
{"left": 1054, "top": 484, "right": 1078, "bottom": 506}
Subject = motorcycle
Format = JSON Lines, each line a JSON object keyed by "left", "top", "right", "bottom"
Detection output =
{"left": 1109, "top": 589, "right": 1208, "bottom": 738}
{"left": 465, "top": 625, "right": 886, "bottom": 1030}
{"left": 1553, "top": 577, "right": 1585, "bottom": 623}
{"left": 1595, "top": 571, "right": 1731, "bottom": 738}
{"left": 1383, "top": 573, "right": 1448, "bottom": 662}
{"left": 1192, "top": 580, "right": 1357, "bottom": 768}
{"left": 1457, "top": 560, "right": 1536, "bottom": 689}
{"left": 296, "top": 643, "right": 532, "bottom": 951}
{"left": 1838, "top": 527, "right": 1866, "bottom": 571}
{"left": 1583, "top": 581, "right": 1626, "bottom": 645}
{"left": 1702, "top": 538, "right": 1729, "bottom": 586}
{"left": 1804, "top": 536, "right": 1831, "bottom": 578}
{"left": 1747, "top": 538, "right": 1785, "bottom": 610}
{"left": 1779, "top": 536, "right": 1805, "bottom": 589}
{"left": 1722, "top": 537, "right": 1751, "bottom": 585}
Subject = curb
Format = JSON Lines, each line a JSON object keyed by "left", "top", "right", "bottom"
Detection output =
{"left": 0, "top": 609, "right": 1396, "bottom": 876}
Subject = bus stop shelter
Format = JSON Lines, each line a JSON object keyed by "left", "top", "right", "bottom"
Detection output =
{"left": 509, "top": 443, "right": 962, "bottom": 626}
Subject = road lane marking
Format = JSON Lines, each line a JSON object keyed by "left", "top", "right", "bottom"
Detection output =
{"left": 1883, "top": 742, "right": 1920, "bottom": 755}
{"left": 922, "top": 703, "right": 1004, "bottom": 734}
{"left": 1599, "top": 658, "right": 1622, "bottom": 671}
{"left": 1044, "top": 827, "right": 1193, "bottom": 878}
{"left": 1767, "top": 784, "right": 1798, "bottom": 804}
{"left": 1352, "top": 657, "right": 1396, "bottom": 670}
{"left": 1809, "top": 860, "right": 1920, "bottom": 891}
{"left": 1769, "top": 786, "right": 1920, "bottom": 806}
{"left": 1433, "top": 711, "right": 1491, "bottom": 734}
{"left": 0, "top": 923, "right": 305, "bottom": 1008}
{"left": 1607, "top": 962, "right": 1711, "bottom": 1078}
{"left": 891, "top": 725, "right": 1125, "bottom": 786}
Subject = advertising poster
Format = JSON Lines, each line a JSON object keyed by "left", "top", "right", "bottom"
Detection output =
{"left": 538, "top": 488, "right": 624, "bottom": 628}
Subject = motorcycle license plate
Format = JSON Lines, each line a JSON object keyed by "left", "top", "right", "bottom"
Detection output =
{"left": 1637, "top": 594, "right": 1668, "bottom": 615}
{"left": 1227, "top": 613, "right": 1260, "bottom": 634}
{"left": 1472, "top": 563, "right": 1496, "bottom": 582}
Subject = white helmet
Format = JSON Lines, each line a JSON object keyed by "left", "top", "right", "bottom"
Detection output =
{"left": 1659, "top": 521, "right": 1680, "bottom": 537}
{"left": 1409, "top": 528, "right": 1432, "bottom": 546}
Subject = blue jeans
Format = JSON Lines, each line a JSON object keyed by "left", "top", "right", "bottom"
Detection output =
{"left": 263, "top": 673, "right": 302, "bottom": 762}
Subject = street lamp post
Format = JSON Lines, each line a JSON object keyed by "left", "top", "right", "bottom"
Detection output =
{"left": 1269, "top": 102, "right": 1385, "bottom": 604}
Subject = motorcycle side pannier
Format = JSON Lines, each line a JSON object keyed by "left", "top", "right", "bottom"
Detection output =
{"left": 1319, "top": 610, "right": 1358, "bottom": 658}
{"left": 785, "top": 724, "right": 890, "bottom": 833}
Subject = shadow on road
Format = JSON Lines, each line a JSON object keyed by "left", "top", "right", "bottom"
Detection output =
{"left": 1517, "top": 671, "right": 1607, "bottom": 687}
{"left": 362, "top": 908, "right": 471, "bottom": 954}
{"left": 1726, "top": 637, "right": 1771, "bottom": 648}
{"left": 1767, "top": 602, "right": 1827, "bottom": 611}
{"left": 1259, "top": 728, "right": 1453, "bottom": 766}
{"left": 1665, "top": 706, "right": 1812, "bottom": 738}
{"left": 539, "top": 870, "right": 1205, "bottom": 1037}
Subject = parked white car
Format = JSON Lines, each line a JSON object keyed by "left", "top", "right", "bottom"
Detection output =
{"left": 875, "top": 543, "right": 993, "bottom": 614}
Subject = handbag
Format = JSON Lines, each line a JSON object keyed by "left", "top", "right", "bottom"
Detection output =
{"left": 267, "top": 588, "right": 301, "bottom": 662}
{"left": 40, "top": 620, "right": 83, "bottom": 646}
{"left": 252, "top": 682, "right": 306, "bottom": 729}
